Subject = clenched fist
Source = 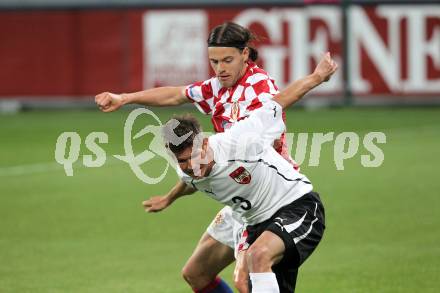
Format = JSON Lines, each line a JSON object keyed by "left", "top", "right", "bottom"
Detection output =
{"left": 95, "top": 92, "right": 124, "bottom": 112}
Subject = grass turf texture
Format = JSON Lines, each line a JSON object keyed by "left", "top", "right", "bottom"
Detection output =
{"left": 0, "top": 106, "right": 439, "bottom": 292}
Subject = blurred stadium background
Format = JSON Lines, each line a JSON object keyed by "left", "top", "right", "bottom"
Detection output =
{"left": 0, "top": 0, "right": 439, "bottom": 292}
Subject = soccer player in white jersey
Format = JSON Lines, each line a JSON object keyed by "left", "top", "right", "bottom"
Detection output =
{"left": 152, "top": 52, "right": 337, "bottom": 293}
{"left": 96, "top": 22, "right": 309, "bottom": 293}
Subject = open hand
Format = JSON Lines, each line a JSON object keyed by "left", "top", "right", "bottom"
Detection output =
{"left": 142, "top": 196, "right": 171, "bottom": 213}
{"left": 313, "top": 52, "right": 338, "bottom": 82}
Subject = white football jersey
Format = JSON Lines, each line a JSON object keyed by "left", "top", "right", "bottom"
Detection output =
{"left": 177, "top": 101, "right": 313, "bottom": 225}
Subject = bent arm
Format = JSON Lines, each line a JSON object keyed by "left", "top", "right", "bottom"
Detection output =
{"left": 217, "top": 53, "right": 337, "bottom": 159}
{"left": 165, "top": 179, "right": 197, "bottom": 204}
{"left": 274, "top": 52, "right": 338, "bottom": 110}
{"left": 274, "top": 73, "right": 323, "bottom": 110}
{"left": 143, "top": 180, "right": 197, "bottom": 213}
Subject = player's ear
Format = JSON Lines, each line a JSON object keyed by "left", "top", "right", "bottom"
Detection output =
{"left": 242, "top": 47, "right": 249, "bottom": 62}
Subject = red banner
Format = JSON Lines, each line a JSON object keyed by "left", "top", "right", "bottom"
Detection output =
{"left": 0, "top": 5, "right": 439, "bottom": 100}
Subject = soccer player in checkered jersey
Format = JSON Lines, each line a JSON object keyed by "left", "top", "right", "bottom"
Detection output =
{"left": 96, "top": 22, "right": 324, "bottom": 293}
{"left": 156, "top": 52, "right": 337, "bottom": 293}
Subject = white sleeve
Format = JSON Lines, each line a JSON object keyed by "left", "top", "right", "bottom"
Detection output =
{"left": 210, "top": 100, "right": 285, "bottom": 162}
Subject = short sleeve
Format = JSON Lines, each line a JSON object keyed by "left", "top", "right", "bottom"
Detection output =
{"left": 185, "top": 80, "right": 215, "bottom": 115}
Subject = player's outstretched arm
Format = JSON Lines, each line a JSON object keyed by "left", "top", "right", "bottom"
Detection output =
{"left": 274, "top": 52, "right": 338, "bottom": 110}
{"left": 95, "top": 86, "right": 189, "bottom": 112}
{"left": 142, "top": 180, "right": 197, "bottom": 213}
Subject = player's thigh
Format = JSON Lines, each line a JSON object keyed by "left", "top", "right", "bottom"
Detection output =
{"left": 184, "top": 232, "right": 235, "bottom": 277}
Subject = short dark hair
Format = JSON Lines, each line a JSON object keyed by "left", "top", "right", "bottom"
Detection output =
{"left": 207, "top": 22, "right": 259, "bottom": 62}
{"left": 162, "top": 114, "right": 202, "bottom": 154}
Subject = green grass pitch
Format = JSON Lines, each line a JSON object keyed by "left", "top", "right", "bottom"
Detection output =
{"left": 0, "top": 106, "right": 439, "bottom": 292}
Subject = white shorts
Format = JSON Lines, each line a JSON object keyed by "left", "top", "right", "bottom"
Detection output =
{"left": 206, "top": 206, "right": 245, "bottom": 258}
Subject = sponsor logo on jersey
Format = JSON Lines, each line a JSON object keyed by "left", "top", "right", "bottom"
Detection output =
{"left": 229, "top": 166, "right": 251, "bottom": 184}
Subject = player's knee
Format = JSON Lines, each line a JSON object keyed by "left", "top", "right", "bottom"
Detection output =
{"left": 181, "top": 264, "right": 210, "bottom": 289}
{"left": 247, "top": 244, "right": 273, "bottom": 272}
{"left": 181, "top": 264, "right": 196, "bottom": 285}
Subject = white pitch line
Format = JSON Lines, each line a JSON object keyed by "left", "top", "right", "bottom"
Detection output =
{"left": 0, "top": 159, "right": 121, "bottom": 177}
{"left": 0, "top": 162, "right": 62, "bottom": 176}
{"left": 0, "top": 156, "right": 166, "bottom": 177}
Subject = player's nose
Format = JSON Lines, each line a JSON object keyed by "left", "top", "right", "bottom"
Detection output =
{"left": 186, "top": 159, "right": 193, "bottom": 170}
{"left": 217, "top": 62, "right": 226, "bottom": 73}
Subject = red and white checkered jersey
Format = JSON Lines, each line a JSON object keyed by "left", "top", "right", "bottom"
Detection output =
{"left": 185, "top": 62, "right": 298, "bottom": 169}
{"left": 185, "top": 61, "right": 279, "bottom": 132}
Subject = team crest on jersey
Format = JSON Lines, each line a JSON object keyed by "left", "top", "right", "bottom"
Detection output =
{"left": 213, "top": 212, "right": 224, "bottom": 226}
{"left": 229, "top": 166, "right": 251, "bottom": 184}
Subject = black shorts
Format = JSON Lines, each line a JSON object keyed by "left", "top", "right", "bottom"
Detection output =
{"left": 245, "top": 191, "right": 326, "bottom": 293}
